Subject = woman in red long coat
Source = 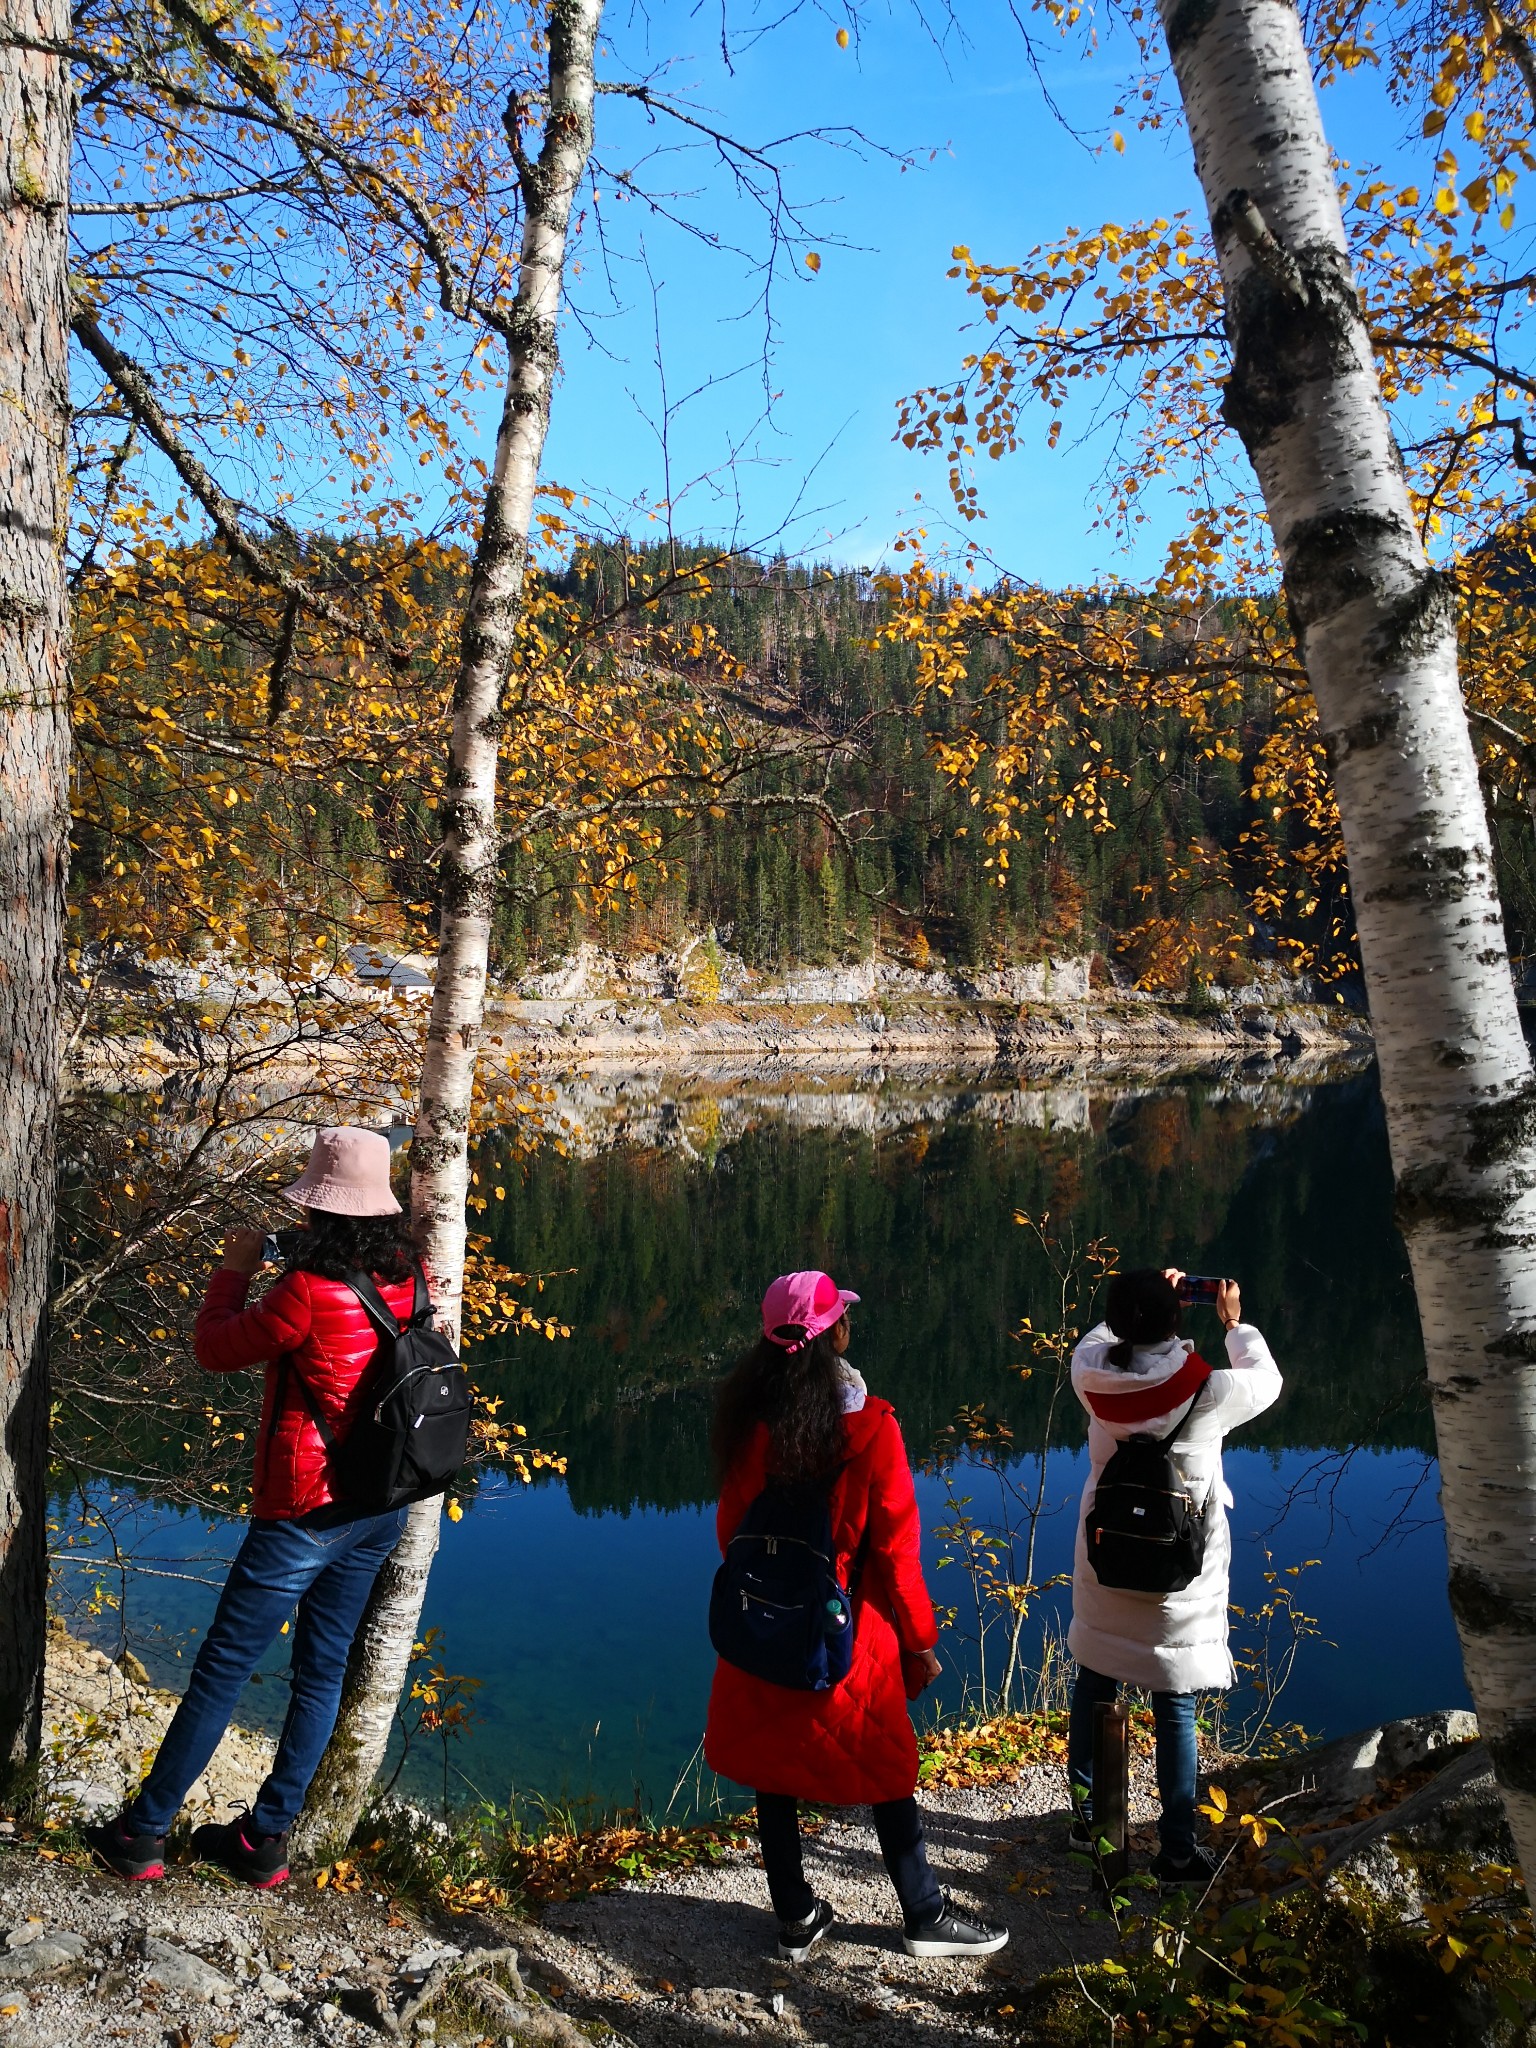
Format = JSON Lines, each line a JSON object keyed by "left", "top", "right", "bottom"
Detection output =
{"left": 704, "top": 1269, "right": 1009, "bottom": 1963}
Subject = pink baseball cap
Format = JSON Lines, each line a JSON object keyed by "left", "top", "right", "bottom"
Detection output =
{"left": 761, "top": 1270, "right": 860, "bottom": 1353}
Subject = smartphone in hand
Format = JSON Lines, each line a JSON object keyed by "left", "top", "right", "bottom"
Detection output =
{"left": 1177, "top": 1274, "right": 1223, "bottom": 1307}
{"left": 260, "top": 1227, "right": 307, "bottom": 1266}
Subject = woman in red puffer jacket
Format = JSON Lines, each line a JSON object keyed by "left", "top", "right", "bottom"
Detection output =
{"left": 199, "top": 1235, "right": 417, "bottom": 1520}
{"left": 704, "top": 1270, "right": 1009, "bottom": 1965}
{"left": 87, "top": 1126, "right": 434, "bottom": 1892}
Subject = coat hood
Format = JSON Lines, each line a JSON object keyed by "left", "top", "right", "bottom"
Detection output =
{"left": 840, "top": 1392, "right": 893, "bottom": 1451}
{"left": 1071, "top": 1324, "right": 1212, "bottom": 1435}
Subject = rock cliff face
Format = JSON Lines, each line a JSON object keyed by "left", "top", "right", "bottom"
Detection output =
{"left": 491, "top": 945, "right": 1367, "bottom": 1067}
{"left": 70, "top": 941, "right": 1371, "bottom": 1085}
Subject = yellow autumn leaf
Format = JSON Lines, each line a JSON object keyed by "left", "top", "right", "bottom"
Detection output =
{"left": 835, "top": 25, "right": 849, "bottom": 45}
{"left": 804, "top": 251, "right": 821, "bottom": 272}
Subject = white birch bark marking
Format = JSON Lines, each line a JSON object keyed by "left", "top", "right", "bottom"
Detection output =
{"left": 0, "top": 0, "right": 72, "bottom": 1782}
{"left": 293, "top": 0, "right": 607, "bottom": 1860}
{"left": 1156, "top": 0, "right": 1536, "bottom": 1870}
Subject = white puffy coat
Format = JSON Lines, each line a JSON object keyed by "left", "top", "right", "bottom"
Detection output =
{"left": 1067, "top": 1321, "right": 1282, "bottom": 1693}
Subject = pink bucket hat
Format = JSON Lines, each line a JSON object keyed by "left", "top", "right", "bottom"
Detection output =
{"left": 281, "top": 1126, "right": 402, "bottom": 1217}
{"left": 761, "top": 1270, "right": 860, "bottom": 1353}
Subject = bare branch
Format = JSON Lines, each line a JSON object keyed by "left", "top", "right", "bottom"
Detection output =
{"left": 70, "top": 302, "right": 409, "bottom": 663}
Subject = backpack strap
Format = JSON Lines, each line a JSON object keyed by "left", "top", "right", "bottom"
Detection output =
{"left": 848, "top": 1514, "right": 874, "bottom": 1597}
{"left": 342, "top": 1268, "right": 406, "bottom": 1339}
{"left": 283, "top": 1358, "right": 339, "bottom": 1451}
{"left": 278, "top": 1265, "right": 422, "bottom": 1461}
{"left": 342, "top": 1259, "right": 433, "bottom": 1332}
{"left": 1156, "top": 1389, "right": 1208, "bottom": 1450}
{"left": 1156, "top": 1350, "right": 1216, "bottom": 1446}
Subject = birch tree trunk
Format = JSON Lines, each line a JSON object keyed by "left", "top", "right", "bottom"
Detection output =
{"left": 0, "top": 0, "right": 72, "bottom": 1789}
{"left": 292, "top": 0, "right": 605, "bottom": 1861}
{"left": 1155, "top": 0, "right": 1536, "bottom": 1871}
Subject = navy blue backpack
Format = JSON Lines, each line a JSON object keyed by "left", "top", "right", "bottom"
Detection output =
{"left": 709, "top": 1481, "right": 865, "bottom": 1692}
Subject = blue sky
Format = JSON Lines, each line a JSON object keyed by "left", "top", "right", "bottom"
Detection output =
{"left": 530, "top": 2, "right": 1422, "bottom": 585}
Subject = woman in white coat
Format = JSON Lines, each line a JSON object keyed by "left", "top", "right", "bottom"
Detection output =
{"left": 1067, "top": 1265, "right": 1282, "bottom": 1885}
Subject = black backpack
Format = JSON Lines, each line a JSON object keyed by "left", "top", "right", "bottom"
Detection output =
{"left": 1085, "top": 1391, "right": 1209, "bottom": 1594}
{"left": 709, "top": 1480, "right": 866, "bottom": 1692}
{"left": 281, "top": 1263, "right": 473, "bottom": 1514}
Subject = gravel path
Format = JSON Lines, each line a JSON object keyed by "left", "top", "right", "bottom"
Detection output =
{"left": 516, "top": 1762, "right": 1164, "bottom": 2047}
{"left": 0, "top": 1754, "right": 1164, "bottom": 2048}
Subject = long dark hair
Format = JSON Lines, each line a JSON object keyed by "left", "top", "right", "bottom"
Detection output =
{"left": 712, "top": 1331, "right": 845, "bottom": 1488}
{"left": 1104, "top": 1268, "right": 1180, "bottom": 1369}
{"left": 287, "top": 1210, "right": 421, "bottom": 1284}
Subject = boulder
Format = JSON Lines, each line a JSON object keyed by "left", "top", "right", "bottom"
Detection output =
{"left": 0, "top": 1934, "right": 88, "bottom": 1981}
{"left": 1235, "top": 1708, "right": 1483, "bottom": 1829}
{"left": 140, "top": 1936, "right": 236, "bottom": 2001}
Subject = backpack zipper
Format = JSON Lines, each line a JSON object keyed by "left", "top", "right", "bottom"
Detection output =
{"left": 370, "top": 1363, "right": 461, "bottom": 1425}
{"left": 729, "top": 1533, "right": 833, "bottom": 1565}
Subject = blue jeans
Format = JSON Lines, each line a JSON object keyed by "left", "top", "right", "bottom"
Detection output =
{"left": 1068, "top": 1666, "right": 1199, "bottom": 1862}
{"left": 128, "top": 1508, "right": 408, "bottom": 1836}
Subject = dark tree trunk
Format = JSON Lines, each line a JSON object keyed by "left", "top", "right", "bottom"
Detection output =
{"left": 0, "top": 0, "right": 72, "bottom": 1784}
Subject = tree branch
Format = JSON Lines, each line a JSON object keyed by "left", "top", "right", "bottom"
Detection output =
{"left": 1472, "top": 0, "right": 1536, "bottom": 125}
{"left": 70, "top": 302, "right": 409, "bottom": 664}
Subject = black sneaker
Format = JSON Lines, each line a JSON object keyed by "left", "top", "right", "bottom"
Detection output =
{"left": 190, "top": 1816, "right": 290, "bottom": 1889}
{"left": 84, "top": 1810, "right": 166, "bottom": 1882}
{"left": 1149, "top": 1843, "right": 1219, "bottom": 1891}
{"left": 1065, "top": 1815, "right": 1093, "bottom": 1852}
{"left": 903, "top": 1893, "right": 1009, "bottom": 1958}
{"left": 776, "top": 1898, "right": 834, "bottom": 1962}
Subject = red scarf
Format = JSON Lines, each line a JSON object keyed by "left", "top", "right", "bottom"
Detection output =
{"left": 1082, "top": 1350, "right": 1212, "bottom": 1425}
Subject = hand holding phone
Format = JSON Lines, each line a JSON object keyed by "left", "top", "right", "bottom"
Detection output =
{"left": 222, "top": 1228, "right": 267, "bottom": 1274}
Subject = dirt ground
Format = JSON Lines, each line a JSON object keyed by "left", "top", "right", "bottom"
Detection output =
{"left": 0, "top": 1750, "right": 1151, "bottom": 2048}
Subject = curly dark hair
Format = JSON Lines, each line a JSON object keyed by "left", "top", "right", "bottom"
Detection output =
{"left": 1104, "top": 1267, "right": 1181, "bottom": 1369}
{"left": 711, "top": 1330, "right": 847, "bottom": 1488}
{"left": 286, "top": 1209, "right": 422, "bottom": 1284}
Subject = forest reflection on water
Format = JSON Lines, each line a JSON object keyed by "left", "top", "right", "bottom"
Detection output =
{"left": 74, "top": 1058, "right": 1470, "bottom": 1812}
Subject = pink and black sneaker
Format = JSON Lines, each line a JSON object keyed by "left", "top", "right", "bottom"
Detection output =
{"left": 84, "top": 1810, "right": 166, "bottom": 1881}
{"left": 190, "top": 1816, "right": 290, "bottom": 1888}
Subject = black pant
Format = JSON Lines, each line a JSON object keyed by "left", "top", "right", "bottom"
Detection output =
{"left": 755, "top": 1792, "right": 944, "bottom": 1930}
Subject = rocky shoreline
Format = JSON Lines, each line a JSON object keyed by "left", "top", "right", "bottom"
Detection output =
{"left": 489, "top": 991, "right": 1367, "bottom": 1071}
{"left": 488, "top": 948, "right": 1369, "bottom": 1070}
{"left": 69, "top": 943, "right": 1372, "bottom": 1094}
{"left": 40, "top": 1623, "right": 275, "bottom": 1829}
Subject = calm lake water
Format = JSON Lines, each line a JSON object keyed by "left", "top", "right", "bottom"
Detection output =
{"left": 61, "top": 1059, "right": 1471, "bottom": 1816}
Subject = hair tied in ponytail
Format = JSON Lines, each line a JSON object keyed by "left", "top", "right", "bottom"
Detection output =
{"left": 1105, "top": 1338, "right": 1134, "bottom": 1369}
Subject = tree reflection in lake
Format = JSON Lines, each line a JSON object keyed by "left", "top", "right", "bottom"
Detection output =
{"left": 470, "top": 1062, "right": 1430, "bottom": 1519}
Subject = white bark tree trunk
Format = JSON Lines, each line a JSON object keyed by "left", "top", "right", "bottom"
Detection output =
{"left": 293, "top": 0, "right": 606, "bottom": 1862}
{"left": 1156, "top": 0, "right": 1536, "bottom": 1871}
{"left": 0, "top": 0, "right": 72, "bottom": 1788}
